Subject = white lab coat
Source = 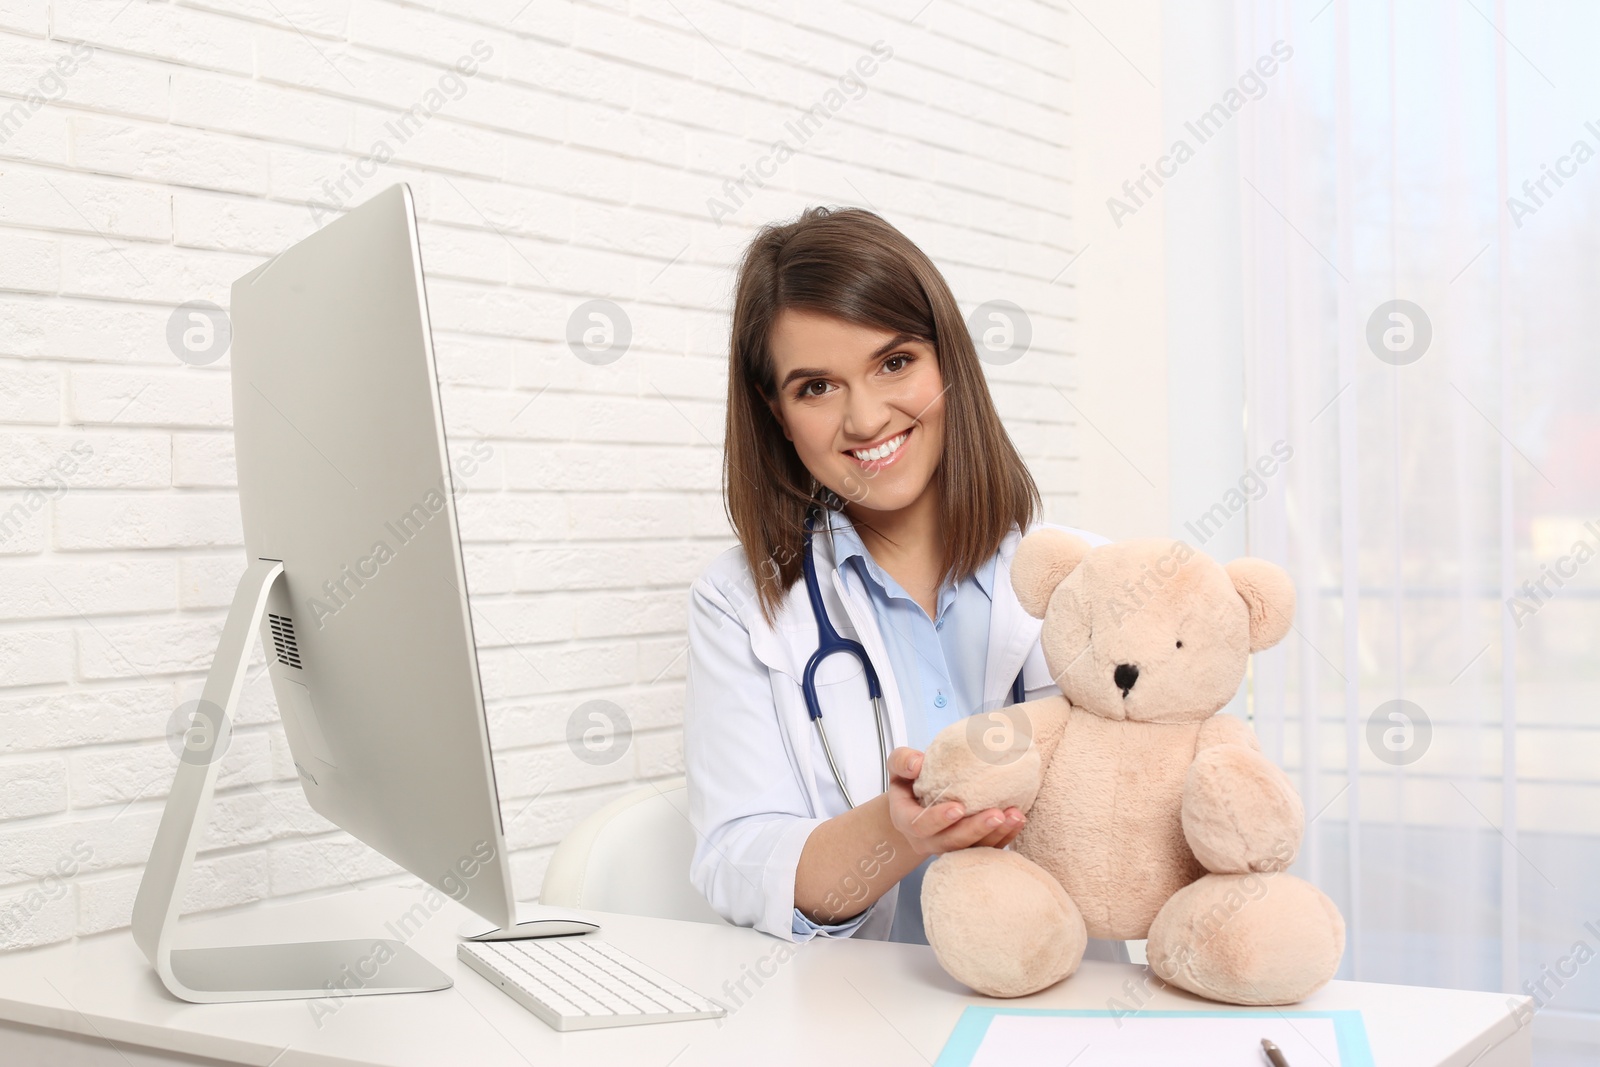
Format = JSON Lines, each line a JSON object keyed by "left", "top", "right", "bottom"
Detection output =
{"left": 683, "top": 518, "right": 1119, "bottom": 947}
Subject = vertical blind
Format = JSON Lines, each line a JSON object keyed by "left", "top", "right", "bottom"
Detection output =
{"left": 1233, "top": 0, "right": 1600, "bottom": 1024}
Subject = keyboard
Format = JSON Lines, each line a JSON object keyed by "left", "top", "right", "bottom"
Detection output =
{"left": 458, "top": 935, "right": 726, "bottom": 1031}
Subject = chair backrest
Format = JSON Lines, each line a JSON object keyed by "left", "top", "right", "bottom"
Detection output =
{"left": 538, "top": 776, "right": 728, "bottom": 926}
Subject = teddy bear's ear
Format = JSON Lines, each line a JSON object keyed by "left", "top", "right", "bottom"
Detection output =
{"left": 1224, "top": 557, "right": 1295, "bottom": 652}
{"left": 1011, "top": 529, "right": 1091, "bottom": 618}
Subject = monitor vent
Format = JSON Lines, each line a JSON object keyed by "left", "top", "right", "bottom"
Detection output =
{"left": 268, "top": 613, "right": 303, "bottom": 669}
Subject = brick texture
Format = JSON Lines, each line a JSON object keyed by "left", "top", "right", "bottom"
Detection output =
{"left": 0, "top": 0, "right": 1076, "bottom": 950}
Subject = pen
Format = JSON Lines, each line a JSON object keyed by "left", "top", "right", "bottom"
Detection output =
{"left": 1261, "top": 1038, "right": 1292, "bottom": 1067}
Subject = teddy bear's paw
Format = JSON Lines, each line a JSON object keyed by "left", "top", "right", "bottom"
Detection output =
{"left": 914, "top": 712, "right": 1043, "bottom": 813}
{"left": 1145, "top": 872, "right": 1345, "bottom": 1005}
{"left": 1182, "top": 744, "right": 1305, "bottom": 874}
{"left": 922, "top": 849, "right": 1085, "bottom": 998}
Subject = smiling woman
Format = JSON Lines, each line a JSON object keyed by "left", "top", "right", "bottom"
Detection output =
{"left": 722, "top": 206, "right": 1038, "bottom": 621}
{"left": 683, "top": 206, "right": 1126, "bottom": 955}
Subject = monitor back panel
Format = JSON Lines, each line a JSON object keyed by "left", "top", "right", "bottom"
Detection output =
{"left": 229, "top": 183, "right": 514, "bottom": 929}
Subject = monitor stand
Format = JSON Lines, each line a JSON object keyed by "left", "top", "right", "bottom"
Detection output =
{"left": 130, "top": 559, "right": 453, "bottom": 1003}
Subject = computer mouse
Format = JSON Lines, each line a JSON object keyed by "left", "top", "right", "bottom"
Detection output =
{"left": 458, "top": 904, "right": 601, "bottom": 941}
{"left": 466, "top": 917, "right": 600, "bottom": 941}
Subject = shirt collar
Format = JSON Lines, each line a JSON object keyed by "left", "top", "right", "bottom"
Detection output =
{"left": 816, "top": 509, "right": 996, "bottom": 605}
{"left": 971, "top": 550, "right": 997, "bottom": 599}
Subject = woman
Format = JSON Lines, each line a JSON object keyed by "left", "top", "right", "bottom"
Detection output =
{"left": 684, "top": 206, "right": 1124, "bottom": 959}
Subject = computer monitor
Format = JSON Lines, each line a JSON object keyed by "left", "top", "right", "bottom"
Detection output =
{"left": 131, "top": 183, "right": 563, "bottom": 1004}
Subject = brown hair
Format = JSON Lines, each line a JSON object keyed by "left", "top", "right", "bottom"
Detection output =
{"left": 723, "top": 205, "right": 1039, "bottom": 620}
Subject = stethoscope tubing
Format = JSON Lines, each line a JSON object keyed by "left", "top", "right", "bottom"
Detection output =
{"left": 801, "top": 513, "right": 889, "bottom": 809}
{"left": 800, "top": 511, "right": 1025, "bottom": 810}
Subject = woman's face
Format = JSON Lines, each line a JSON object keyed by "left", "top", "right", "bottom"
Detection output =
{"left": 765, "top": 308, "right": 946, "bottom": 515}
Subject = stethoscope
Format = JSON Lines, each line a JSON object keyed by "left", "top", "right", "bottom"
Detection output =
{"left": 800, "top": 511, "right": 1027, "bottom": 810}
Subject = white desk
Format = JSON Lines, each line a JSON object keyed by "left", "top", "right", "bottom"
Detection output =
{"left": 0, "top": 886, "right": 1530, "bottom": 1066}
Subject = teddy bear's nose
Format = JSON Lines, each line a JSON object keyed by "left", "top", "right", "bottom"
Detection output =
{"left": 1114, "top": 663, "right": 1139, "bottom": 695}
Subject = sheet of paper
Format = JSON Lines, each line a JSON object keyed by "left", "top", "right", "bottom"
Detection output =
{"left": 937, "top": 1009, "right": 1370, "bottom": 1067}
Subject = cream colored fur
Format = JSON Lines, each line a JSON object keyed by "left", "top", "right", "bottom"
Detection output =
{"left": 914, "top": 536, "right": 1344, "bottom": 1004}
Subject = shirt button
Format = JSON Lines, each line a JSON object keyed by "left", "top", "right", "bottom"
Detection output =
{"left": 934, "top": 692, "right": 947, "bottom": 708}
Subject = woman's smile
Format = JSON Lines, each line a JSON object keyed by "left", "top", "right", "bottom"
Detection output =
{"left": 845, "top": 426, "right": 913, "bottom": 471}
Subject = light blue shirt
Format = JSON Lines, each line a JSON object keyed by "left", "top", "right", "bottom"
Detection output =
{"left": 791, "top": 513, "right": 1000, "bottom": 944}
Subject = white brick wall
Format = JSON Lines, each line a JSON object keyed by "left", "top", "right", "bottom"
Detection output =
{"left": 0, "top": 0, "right": 1078, "bottom": 949}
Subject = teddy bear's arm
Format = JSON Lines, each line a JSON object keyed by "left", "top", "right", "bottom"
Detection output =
{"left": 913, "top": 697, "right": 1069, "bottom": 814}
{"left": 1194, "top": 712, "right": 1259, "bottom": 752}
{"left": 1181, "top": 715, "right": 1305, "bottom": 874}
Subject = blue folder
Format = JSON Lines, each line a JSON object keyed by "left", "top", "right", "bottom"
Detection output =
{"left": 934, "top": 1006, "right": 1374, "bottom": 1067}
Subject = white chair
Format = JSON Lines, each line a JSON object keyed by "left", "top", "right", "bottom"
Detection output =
{"left": 539, "top": 775, "right": 729, "bottom": 926}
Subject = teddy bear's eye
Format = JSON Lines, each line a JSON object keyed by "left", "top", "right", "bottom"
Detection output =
{"left": 1175, "top": 640, "right": 1183, "bottom": 648}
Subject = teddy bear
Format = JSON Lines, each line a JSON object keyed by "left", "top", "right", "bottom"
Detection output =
{"left": 912, "top": 531, "right": 1345, "bottom": 1005}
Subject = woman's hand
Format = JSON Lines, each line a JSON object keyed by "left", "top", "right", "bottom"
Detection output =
{"left": 887, "top": 746, "right": 1024, "bottom": 857}
{"left": 794, "top": 746, "right": 1025, "bottom": 924}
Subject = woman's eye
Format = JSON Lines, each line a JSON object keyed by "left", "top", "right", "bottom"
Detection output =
{"left": 883, "top": 354, "right": 909, "bottom": 373}
{"left": 798, "top": 380, "right": 831, "bottom": 398}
